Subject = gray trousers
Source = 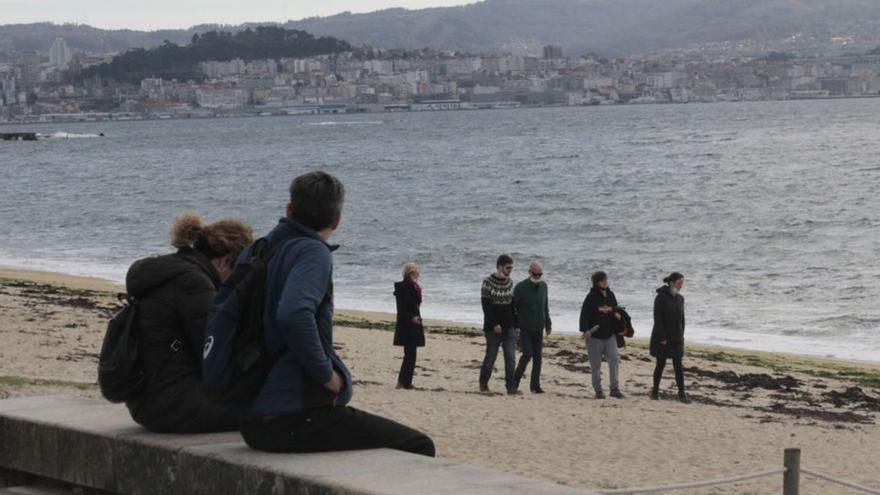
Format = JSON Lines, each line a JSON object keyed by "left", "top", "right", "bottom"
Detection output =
{"left": 586, "top": 336, "right": 619, "bottom": 393}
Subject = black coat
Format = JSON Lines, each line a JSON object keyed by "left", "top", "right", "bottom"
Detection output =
{"left": 124, "top": 247, "right": 238, "bottom": 433}
{"left": 650, "top": 285, "right": 686, "bottom": 359}
{"left": 579, "top": 287, "right": 620, "bottom": 339}
{"left": 615, "top": 307, "right": 635, "bottom": 348}
{"left": 394, "top": 280, "right": 425, "bottom": 347}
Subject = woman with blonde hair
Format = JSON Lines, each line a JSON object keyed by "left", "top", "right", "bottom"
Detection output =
{"left": 124, "top": 212, "right": 252, "bottom": 432}
{"left": 393, "top": 262, "right": 425, "bottom": 389}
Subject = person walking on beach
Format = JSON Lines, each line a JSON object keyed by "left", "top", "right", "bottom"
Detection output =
{"left": 479, "top": 254, "right": 520, "bottom": 395}
{"left": 394, "top": 262, "right": 425, "bottom": 390}
{"left": 124, "top": 212, "right": 252, "bottom": 433}
{"left": 237, "top": 171, "right": 435, "bottom": 456}
{"left": 650, "top": 272, "right": 688, "bottom": 403}
{"left": 579, "top": 271, "right": 625, "bottom": 399}
{"left": 513, "top": 260, "right": 552, "bottom": 393}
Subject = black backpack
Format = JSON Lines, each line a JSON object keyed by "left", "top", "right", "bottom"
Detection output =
{"left": 98, "top": 294, "right": 147, "bottom": 402}
{"left": 98, "top": 276, "right": 185, "bottom": 403}
{"left": 202, "top": 234, "right": 295, "bottom": 407}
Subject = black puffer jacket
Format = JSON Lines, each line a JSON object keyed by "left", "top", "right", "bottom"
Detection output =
{"left": 579, "top": 287, "right": 620, "bottom": 339}
{"left": 393, "top": 280, "right": 425, "bottom": 347}
{"left": 124, "top": 247, "right": 238, "bottom": 433}
{"left": 650, "top": 285, "right": 686, "bottom": 359}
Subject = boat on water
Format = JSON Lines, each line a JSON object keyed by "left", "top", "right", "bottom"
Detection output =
{"left": 1, "top": 132, "right": 106, "bottom": 141}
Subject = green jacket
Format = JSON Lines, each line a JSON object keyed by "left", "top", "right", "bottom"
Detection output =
{"left": 513, "top": 279, "right": 551, "bottom": 333}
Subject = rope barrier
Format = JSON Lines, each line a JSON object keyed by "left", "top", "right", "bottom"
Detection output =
{"left": 597, "top": 468, "right": 784, "bottom": 494}
{"left": 802, "top": 469, "right": 880, "bottom": 495}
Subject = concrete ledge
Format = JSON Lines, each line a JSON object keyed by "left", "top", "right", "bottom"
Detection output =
{"left": 0, "top": 397, "right": 597, "bottom": 495}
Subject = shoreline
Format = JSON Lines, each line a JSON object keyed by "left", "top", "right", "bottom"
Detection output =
{"left": 2, "top": 95, "right": 880, "bottom": 128}
{"left": 2, "top": 265, "right": 877, "bottom": 370}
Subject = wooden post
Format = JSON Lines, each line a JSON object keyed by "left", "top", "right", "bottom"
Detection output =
{"left": 784, "top": 448, "right": 801, "bottom": 495}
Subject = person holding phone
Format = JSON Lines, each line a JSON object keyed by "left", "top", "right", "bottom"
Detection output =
{"left": 579, "top": 271, "right": 624, "bottom": 399}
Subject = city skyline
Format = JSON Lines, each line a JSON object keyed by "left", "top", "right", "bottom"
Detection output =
{"left": 0, "top": 0, "right": 475, "bottom": 31}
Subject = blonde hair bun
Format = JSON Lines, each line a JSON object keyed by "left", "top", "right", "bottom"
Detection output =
{"left": 170, "top": 212, "right": 205, "bottom": 249}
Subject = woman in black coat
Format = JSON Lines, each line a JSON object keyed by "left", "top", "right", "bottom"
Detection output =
{"left": 124, "top": 212, "right": 252, "bottom": 432}
{"left": 649, "top": 272, "right": 688, "bottom": 403}
{"left": 394, "top": 262, "right": 425, "bottom": 389}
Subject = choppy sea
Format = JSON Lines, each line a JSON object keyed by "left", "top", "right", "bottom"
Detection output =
{"left": 2, "top": 99, "right": 879, "bottom": 361}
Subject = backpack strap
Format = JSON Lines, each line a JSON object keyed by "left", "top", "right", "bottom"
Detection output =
{"left": 253, "top": 232, "right": 301, "bottom": 264}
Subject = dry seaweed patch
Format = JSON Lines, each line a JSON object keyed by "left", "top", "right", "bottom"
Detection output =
{"left": 824, "top": 387, "right": 880, "bottom": 412}
{"left": 683, "top": 367, "right": 801, "bottom": 391}
{"left": 0, "top": 278, "right": 120, "bottom": 316}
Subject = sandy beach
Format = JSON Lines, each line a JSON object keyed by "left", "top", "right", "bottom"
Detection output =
{"left": 1, "top": 267, "right": 878, "bottom": 494}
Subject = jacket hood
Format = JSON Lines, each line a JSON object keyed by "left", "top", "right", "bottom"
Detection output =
{"left": 126, "top": 248, "right": 218, "bottom": 298}
{"left": 657, "top": 285, "right": 676, "bottom": 296}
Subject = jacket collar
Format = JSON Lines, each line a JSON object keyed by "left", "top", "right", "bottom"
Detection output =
{"left": 590, "top": 285, "right": 610, "bottom": 295}
{"left": 657, "top": 285, "right": 678, "bottom": 298}
{"left": 176, "top": 247, "right": 222, "bottom": 288}
{"left": 272, "top": 217, "right": 339, "bottom": 252}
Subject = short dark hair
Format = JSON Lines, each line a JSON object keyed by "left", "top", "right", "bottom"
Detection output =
{"left": 289, "top": 171, "right": 345, "bottom": 231}
{"left": 496, "top": 254, "right": 513, "bottom": 268}
{"left": 663, "top": 272, "right": 684, "bottom": 285}
{"left": 591, "top": 271, "right": 608, "bottom": 287}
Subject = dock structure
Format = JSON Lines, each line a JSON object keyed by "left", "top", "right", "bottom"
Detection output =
{"left": 0, "top": 132, "right": 38, "bottom": 141}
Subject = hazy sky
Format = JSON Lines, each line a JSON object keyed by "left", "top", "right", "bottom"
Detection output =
{"left": 0, "top": 0, "right": 475, "bottom": 30}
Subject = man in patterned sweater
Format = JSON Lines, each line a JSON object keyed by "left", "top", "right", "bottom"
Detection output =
{"left": 479, "top": 254, "right": 521, "bottom": 395}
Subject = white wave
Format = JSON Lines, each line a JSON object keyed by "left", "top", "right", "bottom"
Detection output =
{"left": 0, "top": 255, "right": 126, "bottom": 284}
{"left": 334, "top": 294, "right": 880, "bottom": 363}
{"left": 40, "top": 132, "right": 105, "bottom": 139}
{"left": 304, "top": 121, "right": 384, "bottom": 126}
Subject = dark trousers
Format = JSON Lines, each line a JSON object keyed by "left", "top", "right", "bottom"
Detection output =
{"left": 397, "top": 346, "right": 417, "bottom": 386}
{"left": 241, "top": 406, "right": 435, "bottom": 457}
{"left": 479, "top": 329, "right": 516, "bottom": 390}
{"left": 653, "top": 356, "right": 685, "bottom": 392}
{"left": 514, "top": 330, "right": 543, "bottom": 390}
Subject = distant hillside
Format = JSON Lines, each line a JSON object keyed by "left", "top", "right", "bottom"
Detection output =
{"left": 3, "top": 0, "right": 880, "bottom": 57}
{"left": 280, "top": 0, "right": 880, "bottom": 55}
{"left": 0, "top": 22, "right": 194, "bottom": 55}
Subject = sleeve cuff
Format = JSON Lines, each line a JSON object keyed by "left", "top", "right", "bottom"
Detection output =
{"left": 308, "top": 360, "right": 334, "bottom": 385}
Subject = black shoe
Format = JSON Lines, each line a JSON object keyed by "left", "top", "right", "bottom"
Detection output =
{"left": 531, "top": 387, "right": 545, "bottom": 394}
{"left": 610, "top": 389, "right": 625, "bottom": 399}
{"left": 479, "top": 383, "right": 491, "bottom": 394}
{"left": 649, "top": 388, "right": 660, "bottom": 400}
{"left": 595, "top": 391, "right": 606, "bottom": 399}
{"left": 678, "top": 392, "right": 691, "bottom": 404}
{"left": 507, "top": 387, "right": 523, "bottom": 396}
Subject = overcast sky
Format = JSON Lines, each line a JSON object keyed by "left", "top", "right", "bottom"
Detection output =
{"left": 0, "top": 0, "right": 475, "bottom": 30}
